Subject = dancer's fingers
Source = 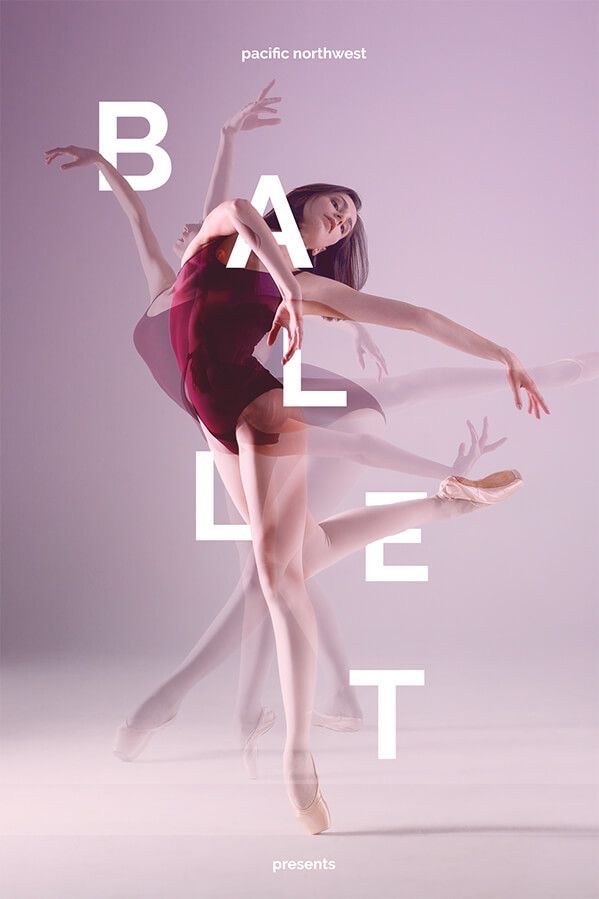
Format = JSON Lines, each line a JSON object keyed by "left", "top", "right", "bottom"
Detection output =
{"left": 281, "top": 326, "right": 293, "bottom": 363}
{"left": 484, "top": 437, "right": 508, "bottom": 452}
{"left": 508, "top": 370, "right": 523, "bottom": 410}
{"left": 282, "top": 317, "right": 302, "bottom": 363}
{"left": 267, "top": 320, "right": 281, "bottom": 346}
{"left": 533, "top": 385, "right": 550, "bottom": 415}
{"left": 466, "top": 419, "right": 478, "bottom": 446}
{"left": 376, "top": 351, "right": 389, "bottom": 375}
{"left": 45, "top": 149, "right": 66, "bottom": 164}
{"left": 480, "top": 416, "right": 489, "bottom": 443}
{"left": 257, "top": 79, "right": 276, "bottom": 99}
{"left": 283, "top": 330, "right": 298, "bottom": 364}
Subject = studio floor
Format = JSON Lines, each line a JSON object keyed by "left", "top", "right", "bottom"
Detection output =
{"left": 1, "top": 658, "right": 597, "bottom": 899}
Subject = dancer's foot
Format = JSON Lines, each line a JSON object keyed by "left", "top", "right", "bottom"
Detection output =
{"left": 531, "top": 354, "right": 598, "bottom": 390}
{"left": 125, "top": 690, "right": 180, "bottom": 731}
{"left": 239, "top": 706, "right": 276, "bottom": 779}
{"left": 438, "top": 469, "right": 523, "bottom": 505}
{"left": 113, "top": 691, "right": 181, "bottom": 761}
{"left": 570, "top": 353, "right": 599, "bottom": 383}
{"left": 113, "top": 707, "right": 179, "bottom": 762}
{"left": 313, "top": 687, "right": 363, "bottom": 731}
{"left": 312, "top": 710, "right": 363, "bottom": 732}
{"left": 284, "top": 749, "right": 331, "bottom": 835}
{"left": 535, "top": 357, "right": 585, "bottom": 388}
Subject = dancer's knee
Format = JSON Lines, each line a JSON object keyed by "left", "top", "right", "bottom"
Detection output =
{"left": 253, "top": 543, "right": 303, "bottom": 605}
{"left": 302, "top": 523, "right": 332, "bottom": 581}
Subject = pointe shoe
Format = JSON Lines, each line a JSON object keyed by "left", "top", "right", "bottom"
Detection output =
{"left": 312, "top": 709, "right": 363, "bottom": 732}
{"left": 112, "top": 709, "right": 178, "bottom": 762}
{"left": 241, "top": 706, "right": 276, "bottom": 780}
{"left": 290, "top": 753, "right": 331, "bottom": 835}
{"left": 437, "top": 469, "right": 523, "bottom": 505}
{"left": 559, "top": 357, "right": 586, "bottom": 381}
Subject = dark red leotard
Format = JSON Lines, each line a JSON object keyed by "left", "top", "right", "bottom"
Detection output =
{"left": 134, "top": 236, "right": 385, "bottom": 454}
{"left": 169, "top": 237, "right": 287, "bottom": 452}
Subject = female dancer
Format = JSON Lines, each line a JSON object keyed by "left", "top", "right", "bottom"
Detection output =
{"left": 44, "top": 85, "right": 519, "bottom": 777}
{"left": 46, "top": 93, "right": 570, "bottom": 836}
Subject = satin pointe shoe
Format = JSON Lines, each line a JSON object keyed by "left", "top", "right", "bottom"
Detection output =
{"left": 560, "top": 354, "right": 599, "bottom": 383}
{"left": 290, "top": 753, "right": 331, "bottom": 836}
{"left": 559, "top": 357, "right": 586, "bottom": 381}
{"left": 312, "top": 709, "right": 363, "bottom": 732}
{"left": 437, "top": 469, "right": 523, "bottom": 505}
{"left": 113, "top": 709, "right": 178, "bottom": 762}
{"left": 241, "top": 706, "right": 276, "bottom": 780}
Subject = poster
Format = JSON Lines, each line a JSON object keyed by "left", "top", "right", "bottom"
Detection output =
{"left": 2, "top": 2, "right": 598, "bottom": 897}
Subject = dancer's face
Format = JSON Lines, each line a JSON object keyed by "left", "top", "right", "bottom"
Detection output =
{"left": 299, "top": 192, "right": 357, "bottom": 253}
{"left": 173, "top": 223, "right": 200, "bottom": 258}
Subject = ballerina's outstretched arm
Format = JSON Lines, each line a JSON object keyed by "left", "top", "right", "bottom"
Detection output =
{"left": 202, "top": 79, "right": 282, "bottom": 218}
{"left": 285, "top": 270, "right": 551, "bottom": 420}
{"left": 44, "top": 144, "right": 176, "bottom": 302}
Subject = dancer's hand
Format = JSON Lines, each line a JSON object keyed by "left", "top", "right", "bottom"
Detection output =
{"left": 222, "top": 80, "right": 282, "bottom": 135}
{"left": 268, "top": 296, "right": 304, "bottom": 364}
{"left": 44, "top": 145, "right": 101, "bottom": 169}
{"left": 504, "top": 351, "right": 550, "bottom": 419}
{"left": 451, "top": 417, "right": 507, "bottom": 477}
{"left": 351, "top": 323, "right": 388, "bottom": 382}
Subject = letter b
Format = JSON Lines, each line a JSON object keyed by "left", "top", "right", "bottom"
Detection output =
{"left": 98, "top": 101, "right": 172, "bottom": 191}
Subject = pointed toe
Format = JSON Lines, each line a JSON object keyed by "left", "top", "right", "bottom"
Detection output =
{"left": 437, "top": 469, "right": 523, "bottom": 505}
{"left": 112, "top": 710, "right": 178, "bottom": 762}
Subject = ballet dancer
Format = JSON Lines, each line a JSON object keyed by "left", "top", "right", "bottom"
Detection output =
{"left": 45, "top": 91, "right": 572, "bottom": 836}
{"left": 44, "top": 84, "right": 515, "bottom": 780}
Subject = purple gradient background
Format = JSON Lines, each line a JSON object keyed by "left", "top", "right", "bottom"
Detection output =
{"left": 2, "top": 0, "right": 598, "bottom": 738}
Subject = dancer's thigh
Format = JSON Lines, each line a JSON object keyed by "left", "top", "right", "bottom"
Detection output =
{"left": 199, "top": 420, "right": 250, "bottom": 524}
{"left": 236, "top": 389, "right": 312, "bottom": 575}
{"left": 237, "top": 426, "right": 309, "bottom": 582}
{"left": 200, "top": 404, "right": 320, "bottom": 564}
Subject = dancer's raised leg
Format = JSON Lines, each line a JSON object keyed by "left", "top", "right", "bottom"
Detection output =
{"left": 301, "top": 470, "right": 519, "bottom": 580}
{"left": 358, "top": 354, "right": 597, "bottom": 411}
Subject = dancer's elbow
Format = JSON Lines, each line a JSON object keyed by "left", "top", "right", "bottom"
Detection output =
{"left": 229, "top": 197, "right": 252, "bottom": 216}
{"left": 409, "top": 304, "right": 436, "bottom": 334}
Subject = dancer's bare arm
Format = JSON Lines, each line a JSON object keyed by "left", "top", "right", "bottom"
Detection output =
{"left": 202, "top": 81, "right": 282, "bottom": 218}
{"left": 44, "top": 145, "right": 175, "bottom": 301}
{"left": 295, "top": 271, "right": 550, "bottom": 418}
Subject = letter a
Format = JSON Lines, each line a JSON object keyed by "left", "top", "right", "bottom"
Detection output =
{"left": 226, "top": 175, "right": 312, "bottom": 269}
